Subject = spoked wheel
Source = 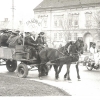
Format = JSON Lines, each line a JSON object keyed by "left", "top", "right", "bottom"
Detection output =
{"left": 16, "top": 63, "right": 28, "bottom": 78}
{"left": 86, "top": 62, "right": 93, "bottom": 71}
{"left": 6, "top": 60, "right": 17, "bottom": 72}
{"left": 84, "top": 56, "right": 93, "bottom": 71}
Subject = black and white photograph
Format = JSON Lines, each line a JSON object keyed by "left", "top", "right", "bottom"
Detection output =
{"left": 0, "top": 0, "right": 100, "bottom": 98}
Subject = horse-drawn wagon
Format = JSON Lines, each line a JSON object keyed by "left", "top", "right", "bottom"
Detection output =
{"left": 0, "top": 34, "right": 85, "bottom": 80}
{"left": 0, "top": 45, "right": 39, "bottom": 78}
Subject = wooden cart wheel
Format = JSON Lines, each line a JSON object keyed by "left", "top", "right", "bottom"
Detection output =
{"left": 16, "top": 63, "right": 28, "bottom": 78}
{"left": 6, "top": 60, "right": 17, "bottom": 72}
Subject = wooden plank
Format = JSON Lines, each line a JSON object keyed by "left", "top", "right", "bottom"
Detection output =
{"left": 0, "top": 47, "right": 15, "bottom": 59}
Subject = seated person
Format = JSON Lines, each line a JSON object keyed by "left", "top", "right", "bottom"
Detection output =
{"left": 7, "top": 31, "right": 22, "bottom": 48}
{"left": 24, "top": 32, "right": 38, "bottom": 60}
{"left": 90, "top": 43, "right": 100, "bottom": 68}
{"left": 36, "top": 32, "right": 46, "bottom": 51}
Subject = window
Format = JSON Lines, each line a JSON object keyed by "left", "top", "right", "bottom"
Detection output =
{"left": 73, "top": 13, "right": 79, "bottom": 28}
{"left": 74, "top": 33, "right": 77, "bottom": 40}
{"left": 68, "top": 13, "right": 73, "bottom": 27}
{"left": 4, "top": 18, "right": 8, "bottom": 22}
{"left": 42, "top": 16, "right": 48, "bottom": 28}
{"left": 54, "top": 32, "right": 63, "bottom": 41}
{"left": 68, "top": 32, "right": 71, "bottom": 40}
{"left": 19, "top": 21, "right": 22, "bottom": 25}
{"left": 38, "top": 15, "right": 48, "bottom": 28}
{"left": 54, "top": 15, "right": 63, "bottom": 28}
{"left": 54, "top": 33, "right": 57, "bottom": 40}
{"left": 58, "top": 33, "right": 63, "bottom": 40}
{"left": 67, "top": 13, "right": 79, "bottom": 28}
{"left": 85, "top": 12, "right": 92, "bottom": 28}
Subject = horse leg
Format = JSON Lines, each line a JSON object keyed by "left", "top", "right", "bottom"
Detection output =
{"left": 64, "top": 64, "right": 71, "bottom": 80}
{"left": 41, "top": 64, "right": 47, "bottom": 76}
{"left": 76, "top": 62, "right": 81, "bottom": 80}
{"left": 53, "top": 65, "right": 59, "bottom": 80}
{"left": 44, "top": 65, "right": 49, "bottom": 76}
{"left": 57, "top": 64, "right": 63, "bottom": 79}
{"left": 38, "top": 65, "right": 42, "bottom": 79}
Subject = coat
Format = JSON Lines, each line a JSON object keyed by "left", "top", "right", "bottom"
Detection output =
{"left": 7, "top": 35, "right": 22, "bottom": 48}
{"left": 36, "top": 36, "right": 46, "bottom": 45}
{"left": 24, "top": 36, "right": 37, "bottom": 47}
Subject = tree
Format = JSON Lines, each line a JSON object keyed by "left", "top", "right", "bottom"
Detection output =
{"left": 93, "top": 10, "right": 100, "bottom": 39}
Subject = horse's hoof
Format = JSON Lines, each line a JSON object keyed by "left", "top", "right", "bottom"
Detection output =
{"left": 68, "top": 80, "right": 72, "bottom": 83}
{"left": 39, "top": 77, "right": 43, "bottom": 80}
{"left": 64, "top": 78, "right": 67, "bottom": 81}
{"left": 55, "top": 79, "right": 59, "bottom": 82}
{"left": 78, "top": 79, "right": 81, "bottom": 81}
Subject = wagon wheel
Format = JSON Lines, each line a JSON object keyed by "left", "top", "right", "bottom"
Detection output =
{"left": 6, "top": 60, "right": 17, "bottom": 72}
{"left": 84, "top": 56, "right": 93, "bottom": 71}
{"left": 86, "top": 61, "right": 93, "bottom": 71}
{"left": 16, "top": 63, "right": 28, "bottom": 78}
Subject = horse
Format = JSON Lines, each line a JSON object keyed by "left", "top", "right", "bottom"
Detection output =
{"left": 58, "top": 41, "right": 74, "bottom": 55}
{"left": 37, "top": 39, "right": 84, "bottom": 80}
{"left": 37, "top": 41, "right": 74, "bottom": 78}
{"left": 37, "top": 47, "right": 65, "bottom": 79}
{"left": 57, "top": 39, "right": 84, "bottom": 81}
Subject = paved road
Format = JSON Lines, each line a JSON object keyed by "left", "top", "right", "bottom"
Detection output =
{"left": 0, "top": 64, "right": 100, "bottom": 96}
{"left": 0, "top": 62, "right": 100, "bottom": 96}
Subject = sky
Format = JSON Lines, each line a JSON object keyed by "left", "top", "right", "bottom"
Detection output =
{"left": 0, "top": 0, "right": 43, "bottom": 21}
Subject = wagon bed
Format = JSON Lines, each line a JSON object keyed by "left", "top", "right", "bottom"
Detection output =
{"left": 0, "top": 45, "right": 39, "bottom": 78}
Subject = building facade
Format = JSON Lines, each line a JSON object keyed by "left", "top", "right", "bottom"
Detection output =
{"left": 34, "top": 0, "right": 100, "bottom": 50}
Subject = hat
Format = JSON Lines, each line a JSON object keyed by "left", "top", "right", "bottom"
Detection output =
{"left": 12, "top": 31, "right": 18, "bottom": 35}
{"left": 25, "top": 32, "right": 31, "bottom": 36}
{"left": 38, "top": 32, "right": 45, "bottom": 35}
{"left": 15, "top": 30, "right": 20, "bottom": 33}
{"left": 0, "top": 29, "right": 8, "bottom": 33}
{"left": 8, "top": 30, "right": 12, "bottom": 32}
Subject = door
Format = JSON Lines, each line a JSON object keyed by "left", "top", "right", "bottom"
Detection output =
{"left": 84, "top": 33, "right": 93, "bottom": 51}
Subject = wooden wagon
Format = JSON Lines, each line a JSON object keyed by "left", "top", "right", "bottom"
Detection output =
{"left": 0, "top": 45, "right": 39, "bottom": 78}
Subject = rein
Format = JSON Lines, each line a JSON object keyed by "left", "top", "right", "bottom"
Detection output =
{"left": 56, "top": 49, "right": 65, "bottom": 56}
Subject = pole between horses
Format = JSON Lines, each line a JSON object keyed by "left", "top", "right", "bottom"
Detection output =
{"left": 22, "top": 32, "right": 25, "bottom": 46}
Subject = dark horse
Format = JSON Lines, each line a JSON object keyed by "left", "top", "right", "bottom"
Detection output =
{"left": 38, "top": 47, "right": 65, "bottom": 79}
{"left": 38, "top": 39, "right": 84, "bottom": 80}
{"left": 57, "top": 40, "right": 84, "bottom": 81}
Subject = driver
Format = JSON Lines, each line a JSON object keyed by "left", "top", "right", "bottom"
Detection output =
{"left": 24, "top": 32, "right": 38, "bottom": 60}
{"left": 36, "top": 32, "right": 46, "bottom": 51}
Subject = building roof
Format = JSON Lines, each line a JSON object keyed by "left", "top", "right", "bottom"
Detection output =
{"left": 34, "top": 0, "right": 100, "bottom": 11}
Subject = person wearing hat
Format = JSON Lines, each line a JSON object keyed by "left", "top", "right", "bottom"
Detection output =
{"left": 24, "top": 32, "right": 38, "bottom": 60}
{"left": 36, "top": 32, "right": 46, "bottom": 50}
{"left": 15, "top": 30, "right": 20, "bottom": 33}
{"left": 89, "top": 42, "right": 100, "bottom": 68}
{"left": 7, "top": 31, "right": 22, "bottom": 48}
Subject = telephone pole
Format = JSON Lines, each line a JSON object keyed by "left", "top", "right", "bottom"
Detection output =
{"left": 12, "top": 0, "right": 14, "bottom": 30}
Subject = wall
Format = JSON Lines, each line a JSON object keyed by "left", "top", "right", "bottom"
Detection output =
{"left": 34, "top": 6, "right": 100, "bottom": 49}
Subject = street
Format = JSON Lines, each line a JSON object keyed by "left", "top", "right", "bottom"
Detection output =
{"left": 0, "top": 62, "right": 100, "bottom": 96}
